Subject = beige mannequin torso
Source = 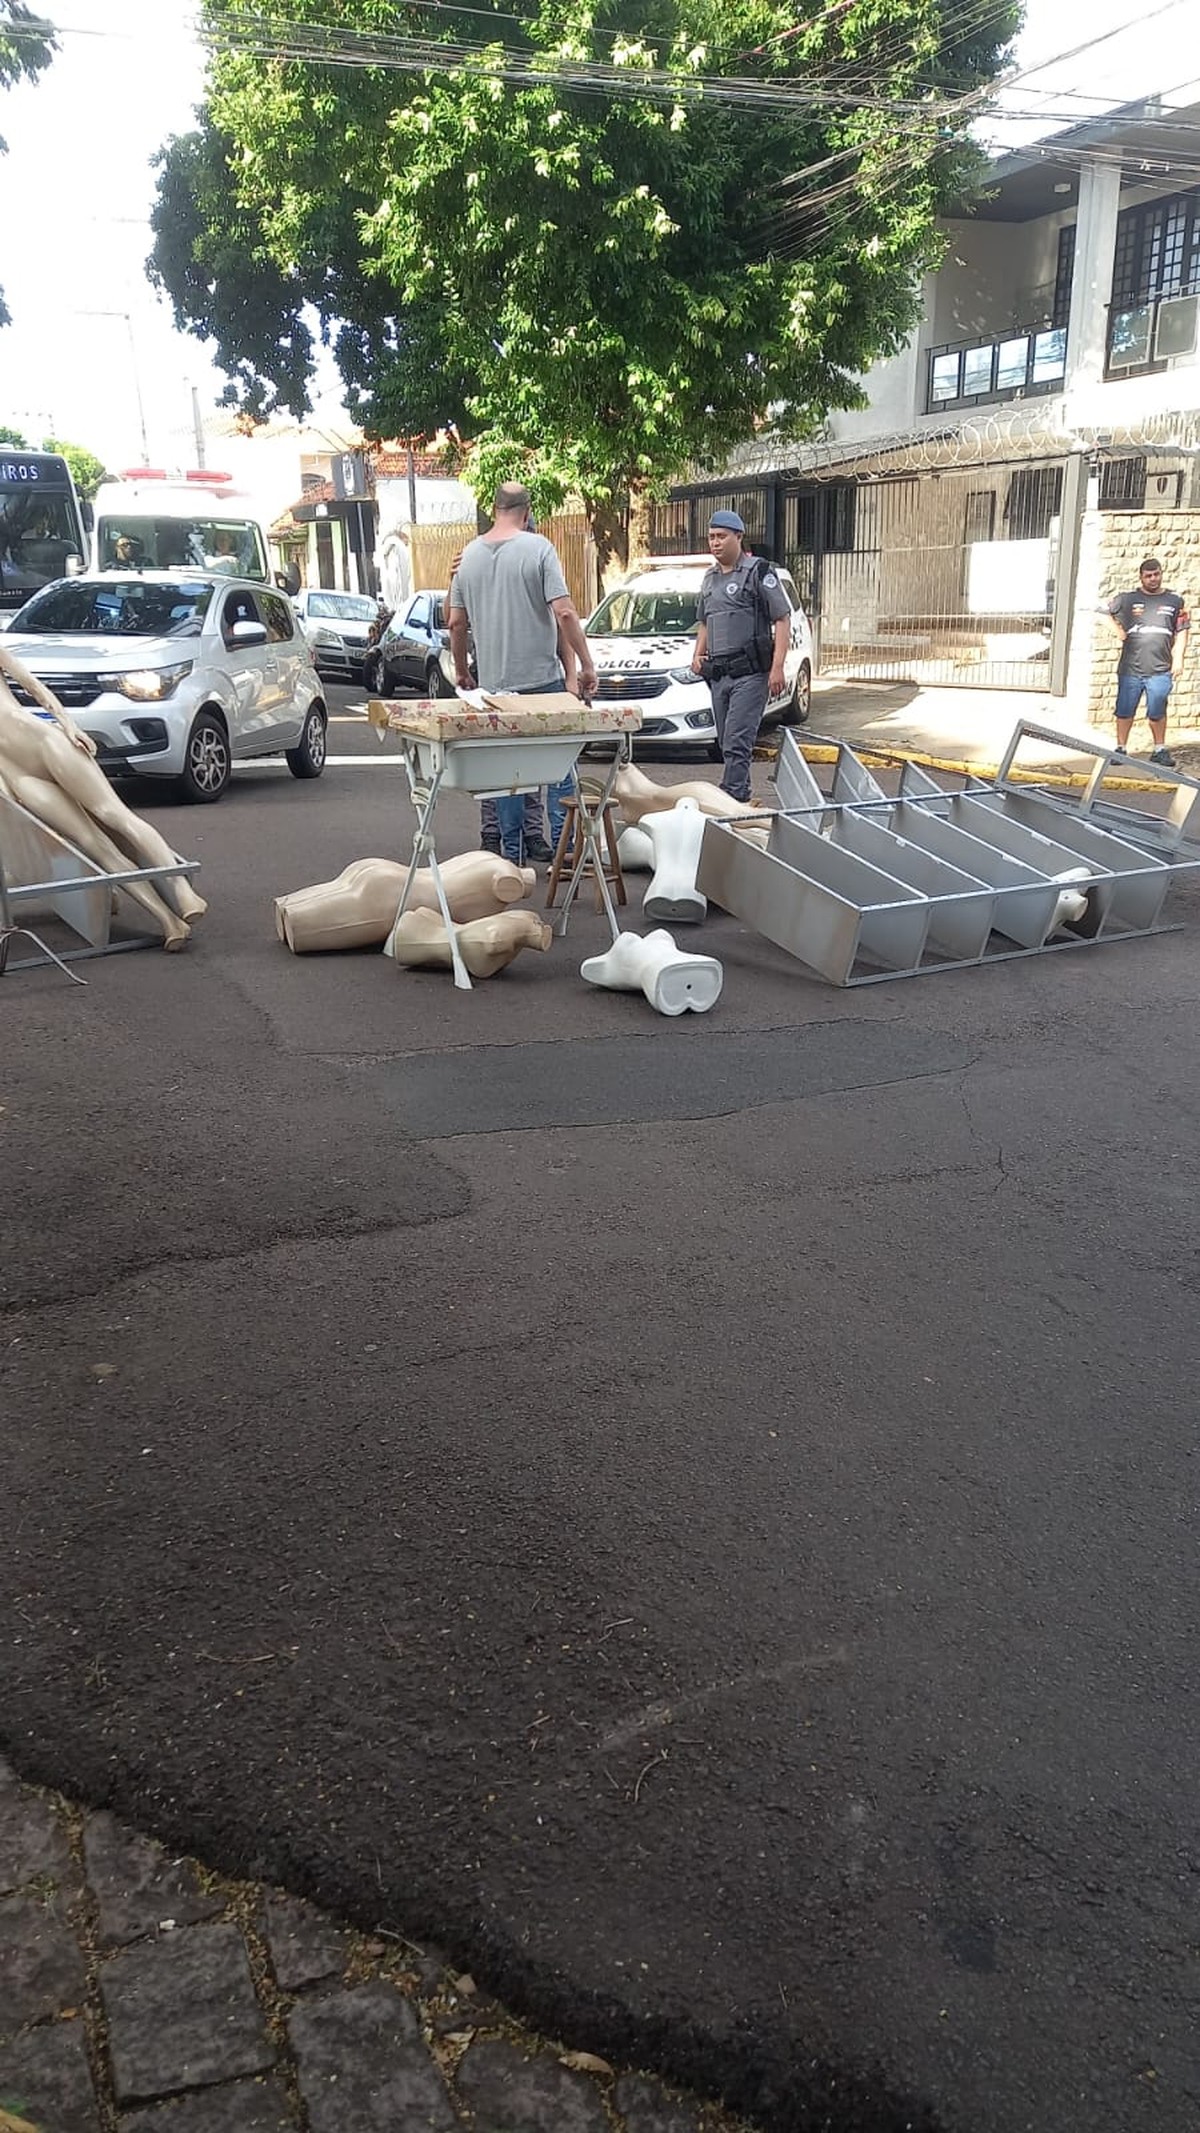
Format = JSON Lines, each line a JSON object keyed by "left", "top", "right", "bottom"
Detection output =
{"left": 614, "top": 764, "right": 771, "bottom": 826}
{"left": 275, "top": 852, "right": 535, "bottom": 953}
{"left": 386, "top": 906, "right": 552, "bottom": 977}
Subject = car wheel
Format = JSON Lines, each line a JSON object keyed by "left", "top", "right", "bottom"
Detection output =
{"left": 177, "top": 712, "right": 231, "bottom": 803}
{"left": 427, "top": 660, "right": 454, "bottom": 698}
{"left": 286, "top": 704, "right": 328, "bottom": 780}
{"left": 362, "top": 652, "right": 382, "bottom": 696}
{"left": 779, "top": 661, "right": 812, "bottom": 727}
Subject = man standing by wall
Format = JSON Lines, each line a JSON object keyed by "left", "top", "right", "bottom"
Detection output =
{"left": 1106, "top": 556, "right": 1190, "bottom": 766}
{"left": 691, "top": 510, "right": 792, "bottom": 804}
{"left": 450, "top": 486, "right": 597, "bottom": 860}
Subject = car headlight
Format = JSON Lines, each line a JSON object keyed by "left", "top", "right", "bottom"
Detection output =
{"left": 112, "top": 661, "right": 193, "bottom": 702}
{"left": 668, "top": 665, "right": 704, "bottom": 684}
{"left": 312, "top": 627, "right": 342, "bottom": 649}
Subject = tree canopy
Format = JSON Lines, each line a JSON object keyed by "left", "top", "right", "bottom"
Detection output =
{"left": 0, "top": 3, "right": 56, "bottom": 326}
{"left": 43, "top": 436, "right": 107, "bottom": 500}
{"left": 151, "top": 0, "right": 1016, "bottom": 551}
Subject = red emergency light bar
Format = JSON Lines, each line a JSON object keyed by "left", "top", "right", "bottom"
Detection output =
{"left": 117, "top": 468, "right": 234, "bottom": 484}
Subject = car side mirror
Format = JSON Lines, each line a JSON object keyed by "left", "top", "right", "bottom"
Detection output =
{"left": 276, "top": 563, "right": 301, "bottom": 597}
{"left": 230, "top": 619, "right": 268, "bottom": 647}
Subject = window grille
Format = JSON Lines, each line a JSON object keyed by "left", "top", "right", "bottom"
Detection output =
{"left": 1053, "top": 225, "right": 1076, "bottom": 328}
{"left": 1005, "top": 466, "right": 1063, "bottom": 541}
{"left": 1098, "top": 457, "right": 1146, "bottom": 509}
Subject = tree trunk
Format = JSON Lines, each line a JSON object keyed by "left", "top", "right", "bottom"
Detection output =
{"left": 586, "top": 494, "right": 630, "bottom": 596}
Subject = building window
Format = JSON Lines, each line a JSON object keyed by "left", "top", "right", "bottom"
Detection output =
{"left": 1053, "top": 224, "right": 1076, "bottom": 328}
{"left": 1098, "top": 456, "right": 1147, "bottom": 509}
{"left": 926, "top": 327, "right": 1067, "bottom": 412}
{"left": 963, "top": 491, "right": 996, "bottom": 543}
{"left": 647, "top": 499, "right": 692, "bottom": 554}
{"left": 783, "top": 484, "right": 857, "bottom": 555}
{"left": 1005, "top": 466, "right": 1063, "bottom": 541}
{"left": 1108, "top": 186, "right": 1200, "bottom": 376}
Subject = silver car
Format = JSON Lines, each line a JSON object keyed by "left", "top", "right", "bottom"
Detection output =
{"left": 292, "top": 587, "right": 379, "bottom": 680}
{"left": 3, "top": 572, "right": 328, "bottom": 802}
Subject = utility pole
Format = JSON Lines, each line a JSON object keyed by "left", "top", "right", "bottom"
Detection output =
{"left": 79, "top": 311, "right": 149, "bottom": 463}
{"left": 406, "top": 443, "right": 418, "bottom": 525}
{"left": 191, "top": 386, "right": 206, "bottom": 470}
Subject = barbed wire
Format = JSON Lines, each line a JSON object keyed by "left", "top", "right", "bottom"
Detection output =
{"left": 717, "top": 404, "right": 1200, "bottom": 484}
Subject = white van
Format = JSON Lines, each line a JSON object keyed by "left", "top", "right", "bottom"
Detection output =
{"left": 583, "top": 554, "right": 813, "bottom": 754}
{"left": 91, "top": 473, "right": 300, "bottom": 596}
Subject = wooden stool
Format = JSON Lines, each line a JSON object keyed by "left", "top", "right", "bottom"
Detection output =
{"left": 545, "top": 789, "right": 627, "bottom": 912}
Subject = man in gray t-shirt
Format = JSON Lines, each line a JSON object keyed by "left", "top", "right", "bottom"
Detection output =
{"left": 452, "top": 525, "right": 567, "bottom": 692}
{"left": 449, "top": 483, "right": 596, "bottom": 858}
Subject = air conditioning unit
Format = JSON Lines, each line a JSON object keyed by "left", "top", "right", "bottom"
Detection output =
{"left": 1143, "top": 470, "right": 1184, "bottom": 510}
{"left": 1153, "top": 294, "right": 1199, "bottom": 361}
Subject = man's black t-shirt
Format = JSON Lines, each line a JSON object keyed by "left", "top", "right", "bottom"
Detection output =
{"left": 1107, "top": 587, "right": 1189, "bottom": 678}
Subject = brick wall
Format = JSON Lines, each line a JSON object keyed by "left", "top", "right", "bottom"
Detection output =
{"left": 1072, "top": 510, "right": 1200, "bottom": 728}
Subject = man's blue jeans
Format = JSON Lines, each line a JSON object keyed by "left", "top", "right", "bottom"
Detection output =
{"left": 480, "top": 679, "right": 575, "bottom": 858}
{"left": 1116, "top": 670, "right": 1172, "bottom": 723}
{"left": 483, "top": 778, "right": 571, "bottom": 858}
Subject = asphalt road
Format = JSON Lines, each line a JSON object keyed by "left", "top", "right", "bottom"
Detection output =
{"left": 2, "top": 684, "right": 1198, "bottom": 2131}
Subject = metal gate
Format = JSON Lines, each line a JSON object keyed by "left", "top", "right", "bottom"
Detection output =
{"left": 781, "top": 464, "right": 1072, "bottom": 691}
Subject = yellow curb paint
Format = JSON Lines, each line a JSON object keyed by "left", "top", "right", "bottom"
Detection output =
{"left": 797, "top": 743, "right": 1167, "bottom": 795}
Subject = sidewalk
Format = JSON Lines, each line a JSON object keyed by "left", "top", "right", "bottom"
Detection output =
{"left": 0, "top": 1757, "right": 741, "bottom": 2133}
{"left": 803, "top": 674, "right": 1200, "bottom": 773}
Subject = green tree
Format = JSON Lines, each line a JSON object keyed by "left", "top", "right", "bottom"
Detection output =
{"left": 42, "top": 436, "right": 107, "bottom": 501}
{"left": 0, "top": 4, "right": 57, "bottom": 327}
{"left": 0, "top": 424, "right": 27, "bottom": 446}
{"left": 151, "top": 0, "right": 1015, "bottom": 566}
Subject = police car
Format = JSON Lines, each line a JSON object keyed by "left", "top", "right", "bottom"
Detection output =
{"left": 583, "top": 555, "right": 813, "bottom": 753}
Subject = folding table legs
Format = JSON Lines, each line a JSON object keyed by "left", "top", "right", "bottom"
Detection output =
{"left": 385, "top": 760, "right": 473, "bottom": 990}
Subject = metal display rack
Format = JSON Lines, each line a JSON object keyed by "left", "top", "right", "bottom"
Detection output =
{"left": 695, "top": 726, "right": 1199, "bottom": 988}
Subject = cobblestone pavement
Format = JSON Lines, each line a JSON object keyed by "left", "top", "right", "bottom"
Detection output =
{"left": 0, "top": 1758, "right": 748, "bottom": 2133}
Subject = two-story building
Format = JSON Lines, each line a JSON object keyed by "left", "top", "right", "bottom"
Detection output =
{"left": 657, "top": 95, "right": 1200, "bottom": 720}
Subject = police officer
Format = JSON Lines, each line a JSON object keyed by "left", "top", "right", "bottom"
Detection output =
{"left": 691, "top": 510, "right": 792, "bottom": 803}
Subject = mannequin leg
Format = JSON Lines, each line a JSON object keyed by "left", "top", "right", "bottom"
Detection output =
{"left": 4, "top": 769, "right": 193, "bottom": 947}
{"left": 22, "top": 725, "right": 207, "bottom": 923}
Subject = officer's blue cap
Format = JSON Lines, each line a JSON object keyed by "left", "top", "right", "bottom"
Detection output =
{"left": 709, "top": 509, "right": 745, "bottom": 534}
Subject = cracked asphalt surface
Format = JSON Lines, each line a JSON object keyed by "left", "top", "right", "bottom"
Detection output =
{"left": 3, "top": 704, "right": 1199, "bottom": 2131}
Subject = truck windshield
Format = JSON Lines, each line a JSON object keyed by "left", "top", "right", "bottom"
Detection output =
{"left": 12, "top": 579, "right": 214, "bottom": 636}
{"left": 97, "top": 516, "right": 268, "bottom": 580}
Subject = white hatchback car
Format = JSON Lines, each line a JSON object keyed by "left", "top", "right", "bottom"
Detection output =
{"left": 4, "top": 572, "right": 327, "bottom": 802}
{"left": 584, "top": 554, "right": 813, "bottom": 752}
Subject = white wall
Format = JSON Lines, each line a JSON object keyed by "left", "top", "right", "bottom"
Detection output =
{"left": 827, "top": 210, "right": 1077, "bottom": 444}
{"left": 375, "top": 474, "right": 478, "bottom": 530}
